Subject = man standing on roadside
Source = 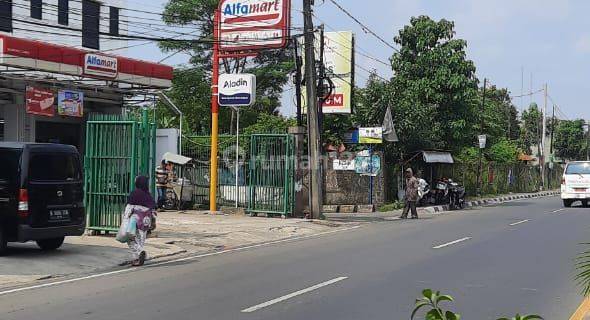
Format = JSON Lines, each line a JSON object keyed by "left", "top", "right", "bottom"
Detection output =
{"left": 155, "top": 160, "right": 169, "bottom": 210}
{"left": 401, "top": 168, "right": 419, "bottom": 219}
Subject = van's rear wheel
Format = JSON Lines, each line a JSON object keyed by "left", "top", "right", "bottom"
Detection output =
{"left": 0, "top": 228, "right": 7, "bottom": 256}
{"left": 36, "top": 237, "right": 65, "bottom": 251}
{"left": 563, "top": 200, "right": 573, "bottom": 208}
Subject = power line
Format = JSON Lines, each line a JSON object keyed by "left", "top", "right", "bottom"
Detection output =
{"left": 326, "top": 0, "right": 398, "bottom": 52}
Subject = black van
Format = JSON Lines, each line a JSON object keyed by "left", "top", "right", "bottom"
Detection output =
{"left": 0, "top": 143, "right": 86, "bottom": 254}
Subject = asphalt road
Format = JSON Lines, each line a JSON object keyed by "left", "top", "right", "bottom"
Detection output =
{"left": 1, "top": 196, "right": 589, "bottom": 320}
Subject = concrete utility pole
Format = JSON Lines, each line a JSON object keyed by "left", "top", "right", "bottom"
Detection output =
{"left": 476, "top": 78, "right": 487, "bottom": 197}
{"left": 303, "top": 0, "right": 323, "bottom": 219}
{"left": 541, "top": 83, "right": 548, "bottom": 190}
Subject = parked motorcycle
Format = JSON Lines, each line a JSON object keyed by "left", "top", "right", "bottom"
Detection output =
{"left": 448, "top": 179, "right": 466, "bottom": 210}
{"left": 432, "top": 178, "right": 450, "bottom": 205}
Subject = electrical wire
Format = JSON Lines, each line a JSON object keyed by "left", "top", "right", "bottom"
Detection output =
{"left": 326, "top": 0, "right": 399, "bottom": 52}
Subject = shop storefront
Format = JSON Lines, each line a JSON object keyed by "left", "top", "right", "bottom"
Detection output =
{"left": 0, "top": 34, "right": 173, "bottom": 153}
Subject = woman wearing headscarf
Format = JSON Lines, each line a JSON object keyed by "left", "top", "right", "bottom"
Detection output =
{"left": 123, "top": 175, "right": 156, "bottom": 266}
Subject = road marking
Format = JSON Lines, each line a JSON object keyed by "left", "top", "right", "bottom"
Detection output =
{"left": 241, "top": 276, "right": 348, "bottom": 313}
{"left": 550, "top": 208, "right": 565, "bottom": 214}
{"left": 509, "top": 219, "right": 530, "bottom": 226}
{"left": 569, "top": 297, "right": 590, "bottom": 320}
{"left": 433, "top": 237, "right": 471, "bottom": 249}
{"left": 0, "top": 225, "right": 361, "bottom": 297}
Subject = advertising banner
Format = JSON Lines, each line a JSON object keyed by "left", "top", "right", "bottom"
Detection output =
{"left": 25, "top": 86, "right": 55, "bottom": 117}
{"left": 355, "top": 155, "right": 381, "bottom": 176}
{"left": 302, "top": 31, "right": 354, "bottom": 114}
{"left": 58, "top": 90, "right": 84, "bottom": 117}
{"left": 333, "top": 159, "right": 355, "bottom": 171}
{"left": 359, "top": 127, "right": 383, "bottom": 144}
{"left": 218, "top": 73, "right": 256, "bottom": 107}
{"left": 219, "top": 0, "right": 291, "bottom": 51}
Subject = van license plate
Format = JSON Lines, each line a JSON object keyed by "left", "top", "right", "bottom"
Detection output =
{"left": 49, "top": 210, "right": 70, "bottom": 221}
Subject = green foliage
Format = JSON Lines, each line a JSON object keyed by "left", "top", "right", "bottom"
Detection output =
{"left": 553, "top": 119, "right": 587, "bottom": 161}
{"left": 378, "top": 201, "right": 405, "bottom": 212}
{"left": 519, "top": 103, "right": 542, "bottom": 153}
{"left": 242, "top": 113, "right": 296, "bottom": 136}
{"left": 497, "top": 315, "right": 543, "bottom": 320}
{"left": 412, "top": 289, "right": 542, "bottom": 320}
{"left": 575, "top": 243, "right": 590, "bottom": 296}
{"left": 412, "top": 289, "right": 460, "bottom": 320}
{"left": 488, "top": 138, "right": 519, "bottom": 164}
{"left": 389, "top": 16, "right": 479, "bottom": 154}
{"left": 478, "top": 85, "right": 520, "bottom": 144}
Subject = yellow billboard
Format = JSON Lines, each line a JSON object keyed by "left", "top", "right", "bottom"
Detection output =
{"left": 301, "top": 31, "right": 354, "bottom": 114}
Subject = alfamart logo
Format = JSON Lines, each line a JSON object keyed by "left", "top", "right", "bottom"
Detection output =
{"left": 84, "top": 53, "right": 118, "bottom": 78}
{"left": 223, "top": 0, "right": 281, "bottom": 17}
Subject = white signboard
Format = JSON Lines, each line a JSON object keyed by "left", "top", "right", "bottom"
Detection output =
{"left": 219, "top": 0, "right": 291, "bottom": 51}
{"left": 84, "top": 53, "right": 118, "bottom": 79}
{"left": 218, "top": 73, "right": 256, "bottom": 107}
{"left": 478, "top": 134, "right": 487, "bottom": 149}
{"left": 333, "top": 159, "right": 355, "bottom": 171}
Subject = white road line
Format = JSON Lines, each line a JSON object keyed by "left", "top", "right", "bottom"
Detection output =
{"left": 509, "top": 219, "right": 530, "bottom": 226}
{"left": 0, "top": 225, "right": 361, "bottom": 297}
{"left": 550, "top": 209, "right": 565, "bottom": 214}
{"left": 432, "top": 237, "right": 471, "bottom": 249}
{"left": 241, "top": 276, "right": 348, "bottom": 313}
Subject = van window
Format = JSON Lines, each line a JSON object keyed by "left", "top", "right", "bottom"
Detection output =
{"left": 566, "top": 163, "right": 590, "bottom": 175}
{"left": 0, "top": 149, "right": 21, "bottom": 184}
{"left": 29, "top": 153, "right": 81, "bottom": 182}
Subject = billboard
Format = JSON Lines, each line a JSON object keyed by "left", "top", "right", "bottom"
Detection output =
{"left": 218, "top": 73, "right": 256, "bottom": 107}
{"left": 25, "top": 86, "right": 55, "bottom": 117}
{"left": 302, "top": 31, "right": 354, "bottom": 114}
{"left": 58, "top": 90, "right": 84, "bottom": 117}
{"left": 359, "top": 127, "right": 383, "bottom": 144}
{"left": 219, "top": 0, "right": 291, "bottom": 51}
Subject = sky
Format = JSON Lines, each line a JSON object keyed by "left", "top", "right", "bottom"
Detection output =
{"left": 129, "top": 0, "right": 590, "bottom": 120}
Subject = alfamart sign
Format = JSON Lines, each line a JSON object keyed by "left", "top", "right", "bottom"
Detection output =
{"left": 84, "top": 53, "right": 118, "bottom": 79}
{"left": 219, "top": 0, "right": 290, "bottom": 51}
{"left": 218, "top": 73, "right": 256, "bottom": 107}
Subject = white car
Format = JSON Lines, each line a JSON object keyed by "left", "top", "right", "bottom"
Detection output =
{"left": 561, "top": 161, "right": 590, "bottom": 207}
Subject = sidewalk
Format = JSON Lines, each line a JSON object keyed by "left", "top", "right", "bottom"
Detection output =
{"left": 0, "top": 212, "right": 350, "bottom": 290}
{"left": 325, "top": 190, "right": 560, "bottom": 222}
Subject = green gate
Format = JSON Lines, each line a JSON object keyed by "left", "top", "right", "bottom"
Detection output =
{"left": 248, "top": 134, "right": 295, "bottom": 217}
{"left": 84, "top": 111, "right": 156, "bottom": 232}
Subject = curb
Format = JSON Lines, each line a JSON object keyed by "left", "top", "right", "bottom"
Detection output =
{"left": 420, "top": 191, "right": 560, "bottom": 216}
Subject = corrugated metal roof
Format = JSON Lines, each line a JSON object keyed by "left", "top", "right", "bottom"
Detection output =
{"left": 422, "top": 151, "right": 454, "bottom": 163}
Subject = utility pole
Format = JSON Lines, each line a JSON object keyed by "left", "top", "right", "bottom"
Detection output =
{"left": 541, "top": 83, "right": 548, "bottom": 190}
{"left": 549, "top": 104, "right": 555, "bottom": 188}
{"left": 293, "top": 36, "right": 303, "bottom": 126}
{"left": 303, "top": 0, "right": 323, "bottom": 219}
{"left": 476, "top": 78, "right": 487, "bottom": 197}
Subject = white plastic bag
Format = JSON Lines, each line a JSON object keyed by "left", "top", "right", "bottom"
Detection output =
{"left": 116, "top": 214, "right": 136, "bottom": 243}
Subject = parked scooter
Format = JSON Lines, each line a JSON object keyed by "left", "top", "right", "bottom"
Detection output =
{"left": 418, "top": 178, "right": 431, "bottom": 206}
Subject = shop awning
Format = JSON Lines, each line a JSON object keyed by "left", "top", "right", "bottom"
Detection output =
{"left": 163, "top": 152, "right": 192, "bottom": 165}
{"left": 0, "top": 35, "right": 173, "bottom": 88}
{"left": 423, "top": 151, "right": 454, "bottom": 164}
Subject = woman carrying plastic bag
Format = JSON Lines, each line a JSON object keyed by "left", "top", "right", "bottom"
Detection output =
{"left": 117, "top": 175, "right": 156, "bottom": 266}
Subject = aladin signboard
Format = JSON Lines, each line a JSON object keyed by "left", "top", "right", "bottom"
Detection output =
{"left": 218, "top": 73, "right": 257, "bottom": 107}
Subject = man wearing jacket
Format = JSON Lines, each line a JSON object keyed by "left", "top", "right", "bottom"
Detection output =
{"left": 401, "top": 168, "right": 419, "bottom": 219}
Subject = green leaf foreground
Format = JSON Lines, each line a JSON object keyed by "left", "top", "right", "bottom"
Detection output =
{"left": 411, "top": 289, "right": 542, "bottom": 320}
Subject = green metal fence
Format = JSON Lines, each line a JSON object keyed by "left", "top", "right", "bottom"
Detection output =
{"left": 248, "top": 134, "right": 295, "bottom": 217}
{"left": 84, "top": 111, "right": 156, "bottom": 232}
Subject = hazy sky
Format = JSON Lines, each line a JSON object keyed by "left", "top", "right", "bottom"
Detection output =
{"left": 130, "top": 0, "right": 589, "bottom": 120}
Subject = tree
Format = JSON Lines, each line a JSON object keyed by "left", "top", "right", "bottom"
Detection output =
{"left": 519, "top": 103, "right": 542, "bottom": 154}
{"left": 553, "top": 119, "right": 587, "bottom": 161}
{"left": 478, "top": 85, "right": 520, "bottom": 144}
{"left": 388, "top": 16, "right": 479, "bottom": 154}
{"left": 158, "top": 0, "right": 294, "bottom": 134}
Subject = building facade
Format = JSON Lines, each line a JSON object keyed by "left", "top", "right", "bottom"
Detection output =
{"left": 0, "top": 0, "right": 172, "bottom": 152}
